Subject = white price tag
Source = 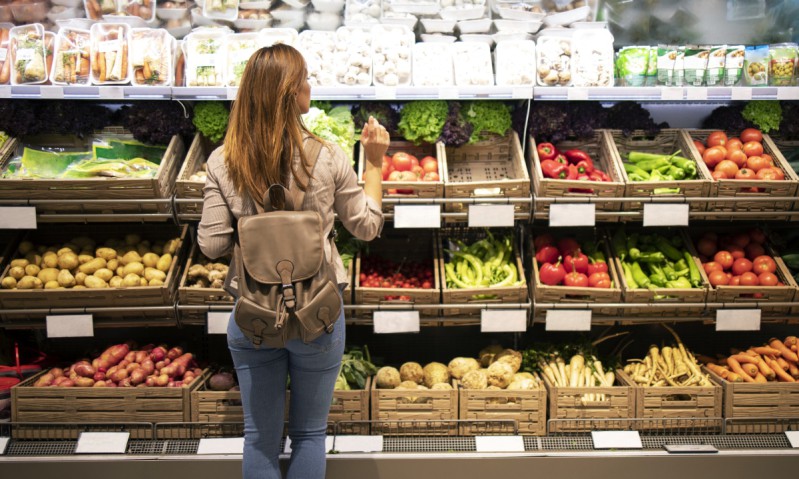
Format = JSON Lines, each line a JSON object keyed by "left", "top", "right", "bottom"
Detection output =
{"left": 394, "top": 204, "right": 441, "bottom": 229}
{"left": 549, "top": 204, "right": 595, "bottom": 227}
{"left": 75, "top": 432, "right": 130, "bottom": 454}
{"left": 40, "top": 86, "right": 64, "bottom": 99}
{"left": 0, "top": 48, "right": 7, "bottom": 63}
{"left": 100, "top": 86, "right": 124, "bottom": 99}
{"left": 375, "top": 86, "right": 396, "bottom": 100}
{"left": 468, "top": 204, "right": 515, "bottom": 228}
{"left": 777, "top": 87, "right": 799, "bottom": 100}
{"left": 685, "top": 87, "right": 708, "bottom": 100}
{"left": 0, "top": 85, "right": 10, "bottom": 98}
{"left": 0, "top": 207, "right": 36, "bottom": 229}
{"left": 474, "top": 435, "right": 525, "bottom": 453}
{"left": 285, "top": 436, "right": 334, "bottom": 454}
{"left": 373, "top": 311, "right": 420, "bottom": 334}
{"left": 438, "top": 86, "right": 459, "bottom": 99}
{"left": 207, "top": 311, "right": 230, "bottom": 335}
{"left": 731, "top": 87, "right": 752, "bottom": 100}
{"left": 197, "top": 437, "right": 244, "bottom": 455}
{"left": 480, "top": 309, "right": 527, "bottom": 333}
{"left": 663, "top": 444, "right": 718, "bottom": 453}
{"left": 661, "top": 87, "right": 683, "bottom": 100}
{"left": 334, "top": 435, "right": 383, "bottom": 453}
{"left": 643, "top": 203, "right": 690, "bottom": 227}
{"left": 226, "top": 87, "right": 238, "bottom": 100}
{"left": 785, "top": 431, "right": 799, "bottom": 448}
{"left": 716, "top": 309, "right": 761, "bottom": 331}
{"left": 0, "top": 437, "right": 8, "bottom": 455}
{"left": 98, "top": 39, "right": 120, "bottom": 53}
{"left": 567, "top": 88, "right": 589, "bottom": 101}
{"left": 15, "top": 48, "right": 35, "bottom": 61}
{"left": 545, "top": 310, "right": 592, "bottom": 331}
{"left": 591, "top": 431, "right": 643, "bottom": 449}
{"left": 46, "top": 314, "right": 94, "bottom": 338}
{"left": 511, "top": 86, "right": 533, "bottom": 99}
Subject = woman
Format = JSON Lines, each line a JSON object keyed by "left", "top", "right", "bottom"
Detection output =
{"left": 198, "top": 44, "right": 389, "bottom": 479}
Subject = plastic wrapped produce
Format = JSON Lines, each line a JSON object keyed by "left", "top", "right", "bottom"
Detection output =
{"left": 616, "top": 46, "right": 648, "bottom": 86}
{"left": 345, "top": 0, "right": 381, "bottom": 26}
{"left": 371, "top": 23, "right": 412, "bottom": 86}
{"left": 89, "top": 23, "right": 129, "bottom": 85}
{"left": 495, "top": 39, "right": 534, "bottom": 86}
{"left": 130, "top": 28, "right": 172, "bottom": 86}
{"left": 412, "top": 42, "right": 452, "bottom": 86}
{"left": 571, "top": 28, "right": 613, "bottom": 87}
{"left": 704, "top": 45, "right": 726, "bottom": 87}
{"left": 51, "top": 27, "right": 91, "bottom": 85}
{"left": 260, "top": 27, "right": 298, "bottom": 46}
{"left": 334, "top": 27, "right": 371, "bottom": 86}
{"left": 439, "top": 0, "right": 485, "bottom": 21}
{"left": 452, "top": 41, "right": 492, "bottom": 86}
{"left": 9, "top": 23, "right": 48, "bottom": 85}
{"left": 683, "top": 45, "right": 710, "bottom": 87}
{"left": 223, "top": 33, "right": 259, "bottom": 86}
{"left": 536, "top": 27, "right": 571, "bottom": 86}
{"left": 769, "top": 43, "right": 797, "bottom": 86}
{"left": 85, "top": 0, "right": 118, "bottom": 20}
{"left": 184, "top": 29, "right": 226, "bottom": 86}
{"left": 298, "top": 30, "right": 337, "bottom": 86}
{"left": 203, "top": 0, "right": 239, "bottom": 21}
{"left": 723, "top": 45, "right": 744, "bottom": 86}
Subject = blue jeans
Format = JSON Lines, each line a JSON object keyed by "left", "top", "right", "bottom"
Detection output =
{"left": 227, "top": 307, "right": 345, "bottom": 479}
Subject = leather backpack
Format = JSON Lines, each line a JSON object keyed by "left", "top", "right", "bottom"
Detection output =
{"left": 232, "top": 139, "right": 342, "bottom": 348}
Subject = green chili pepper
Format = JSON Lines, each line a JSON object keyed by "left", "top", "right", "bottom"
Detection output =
{"left": 613, "top": 228, "right": 628, "bottom": 261}
{"left": 631, "top": 262, "right": 650, "bottom": 288}
{"left": 624, "top": 162, "right": 651, "bottom": 180}
{"left": 622, "top": 262, "right": 639, "bottom": 289}
{"left": 666, "top": 277, "right": 692, "bottom": 289}
{"left": 654, "top": 236, "right": 684, "bottom": 262}
{"left": 635, "top": 157, "right": 672, "bottom": 172}
{"left": 684, "top": 251, "right": 702, "bottom": 288}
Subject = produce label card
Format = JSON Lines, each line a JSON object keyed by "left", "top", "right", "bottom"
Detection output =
{"left": 334, "top": 435, "right": 383, "bottom": 453}
{"left": 75, "top": 432, "right": 129, "bottom": 454}
{"left": 777, "top": 87, "right": 799, "bottom": 100}
{"left": 197, "top": 437, "right": 244, "bottom": 455}
{"left": 46, "top": 314, "right": 94, "bottom": 338}
{"left": 394, "top": 205, "right": 441, "bottom": 229}
{"left": 468, "top": 204, "right": 515, "bottom": 227}
{"left": 549, "top": 204, "right": 595, "bottom": 227}
{"left": 511, "top": 87, "right": 533, "bottom": 99}
{"left": 685, "top": 87, "right": 708, "bottom": 100}
{"left": 226, "top": 88, "right": 238, "bottom": 101}
{"left": 474, "top": 435, "right": 525, "bottom": 452}
{"left": 373, "top": 311, "right": 420, "bottom": 334}
{"left": 591, "top": 431, "right": 642, "bottom": 449}
{"left": 40, "top": 86, "right": 64, "bottom": 99}
{"left": 567, "top": 88, "right": 589, "bottom": 101}
{"left": 0, "top": 437, "right": 8, "bottom": 455}
{"left": 731, "top": 87, "right": 752, "bottom": 100}
{"left": 786, "top": 431, "right": 799, "bottom": 448}
{"left": 285, "top": 436, "right": 334, "bottom": 454}
{"left": 660, "top": 87, "right": 683, "bottom": 100}
{"left": 207, "top": 311, "right": 230, "bottom": 335}
{"left": 375, "top": 87, "right": 396, "bottom": 100}
{"left": 99, "top": 86, "right": 124, "bottom": 99}
{"left": 643, "top": 203, "right": 689, "bottom": 227}
{"left": 0, "top": 206, "right": 36, "bottom": 229}
{"left": 480, "top": 309, "right": 527, "bottom": 333}
{"left": 716, "top": 309, "right": 761, "bottom": 331}
{"left": 545, "top": 310, "right": 592, "bottom": 331}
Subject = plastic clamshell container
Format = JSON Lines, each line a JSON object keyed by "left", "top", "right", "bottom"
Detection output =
{"left": 116, "top": 0, "right": 157, "bottom": 23}
{"left": 371, "top": 23, "right": 412, "bottom": 86}
{"left": 56, "top": 17, "right": 96, "bottom": 29}
{"left": 491, "top": 31, "right": 531, "bottom": 43}
{"left": 311, "top": 0, "right": 344, "bottom": 12}
{"left": 420, "top": 33, "right": 456, "bottom": 43}
{"left": 47, "top": 6, "right": 81, "bottom": 22}
{"left": 543, "top": 4, "right": 589, "bottom": 26}
{"left": 239, "top": 0, "right": 273, "bottom": 8}
{"left": 157, "top": 5, "right": 189, "bottom": 20}
{"left": 203, "top": 0, "right": 239, "bottom": 21}
{"left": 129, "top": 27, "right": 172, "bottom": 86}
{"left": 282, "top": 0, "right": 308, "bottom": 7}
{"left": 233, "top": 14, "right": 272, "bottom": 29}
{"left": 385, "top": 0, "right": 439, "bottom": 15}
{"left": 334, "top": 26, "right": 372, "bottom": 86}
{"left": 458, "top": 33, "right": 492, "bottom": 47}
{"left": 345, "top": 0, "right": 381, "bottom": 27}
{"left": 84, "top": 0, "right": 114, "bottom": 20}
{"left": 102, "top": 13, "right": 148, "bottom": 28}
{"left": 270, "top": 4, "right": 305, "bottom": 21}
{"left": 495, "top": 39, "right": 535, "bottom": 86}
{"left": 535, "top": 27, "right": 572, "bottom": 86}
{"left": 10, "top": 23, "right": 48, "bottom": 85}
{"left": 571, "top": 20, "right": 607, "bottom": 29}
{"left": 298, "top": 30, "right": 338, "bottom": 86}
{"left": 420, "top": 17, "right": 454, "bottom": 33}
{"left": 571, "top": 27, "right": 613, "bottom": 87}
{"left": 0, "top": 22, "right": 12, "bottom": 85}
{"left": 457, "top": 17, "right": 490, "bottom": 34}
{"left": 493, "top": 19, "right": 540, "bottom": 33}
{"left": 166, "top": 22, "right": 191, "bottom": 40}
{"left": 88, "top": 22, "right": 130, "bottom": 85}
{"left": 306, "top": 11, "right": 342, "bottom": 30}
{"left": 11, "top": 0, "right": 49, "bottom": 23}
{"left": 225, "top": 32, "right": 261, "bottom": 86}
{"left": 439, "top": 4, "right": 485, "bottom": 21}
{"left": 53, "top": 0, "right": 83, "bottom": 7}
{"left": 412, "top": 41, "right": 452, "bottom": 86}
{"left": 381, "top": 12, "right": 417, "bottom": 29}
{"left": 183, "top": 29, "right": 227, "bottom": 86}
{"left": 452, "top": 41, "right": 492, "bottom": 86}
{"left": 259, "top": 27, "right": 298, "bottom": 46}
{"left": 496, "top": 6, "right": 544, "bottom": 21}
{"left": 50, "top": 27, "right": 91, "bottom": 85}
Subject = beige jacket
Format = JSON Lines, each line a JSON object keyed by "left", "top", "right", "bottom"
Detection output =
{"left": 197, "top": 140, "right": 384, "bottom": 287}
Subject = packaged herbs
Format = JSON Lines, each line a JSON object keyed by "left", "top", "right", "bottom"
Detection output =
{"left": 616, "top": 46, "right": 649, "bottom": 87}
{"left": 656, "top": 44, "right": 677, "bottom": 86}
{"left": 52, "top": 28, "right": 91, "bottom": 86}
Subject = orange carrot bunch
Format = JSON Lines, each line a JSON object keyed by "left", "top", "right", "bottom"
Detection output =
{"left": 702, "top": 335, "right": 798, "bottom": 383}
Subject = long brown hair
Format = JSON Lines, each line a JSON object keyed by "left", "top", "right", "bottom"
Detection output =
{"left": 224, "top": 44, "right": 316, "bottom": 207}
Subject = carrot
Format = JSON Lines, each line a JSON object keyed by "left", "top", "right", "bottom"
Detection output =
{"left": 752, "top": 346, "right": 781, "bottom": 356}
{"left": 789, "top": 363, "right": 799, "bottom": 379}
{"left": 754, "top": 356, "right": 776, "bottom": 380}
{"left": 706, "top": 363, "right": 729, "bottom": 379}
{"left": 776, "top": 357, "right": 790, "bottom": 371}
{"left": 731, "top": 353, "right": 759, "bottom": 365}
{"left": 754, "top": 372, "right": 768, "bottom": 383}
{"left": 784, "top": 336, "right": 798, "bottom": 348}
{"left": 725, "top": 372, "right": 743, "bottom": 382}
{"left": 770, "top": 338, "right": 799, "bottom": 362}
{"left": 767, "top": 358, "right": 796, "bottom": 382}
{"left": 727, "top": 357, "right": 756, "bottom": 383}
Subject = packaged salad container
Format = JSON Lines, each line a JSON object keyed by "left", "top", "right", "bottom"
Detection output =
{"left": 116, "top": 0, "right": 156, "bottom": 22}
{"left": 0, "top": 23, "right": 12, "bottom": 85}
{"left": 723, "top": 45, "right": 744, "bottom": 86}
{"left": 452, "top": 41, "right": 492, "bottom": 86}
{"left": 226, "top": 32, "right": 261, "bottom": 86}
{"left": 412, "top": 41, "right": 452, "bottom": 86}
{"left": 571, "top": 28, "right": 613, "bottom": 87}
{"left": 130, "top": 28, "right": 172, "bottom": 86}
{"left": 184, "top": 29, "right": 226, "bottom": 87}
{"left": 494, "top": 39, "right": 535, "bottom": 86}
{"left": 768, "top": 43, "right": 797, "bottom": 86}
{"left": 371, "top": 23, "right": 412, "bottom": 86}
{"left": 704, "top": 45, "right": 726, "bottom": 86}
{"left": 616, "top": 46, "right": 649, "bottom": 86}
{"left": 10, "top": 23, "right": 48, "bottom": 85}
{"left": 51, "top": 27, "right": 91, "bottom": 85}
{"left": 203, "top": 0, "right": 239, "bottom": 21}
{"left": 90, "top": 22, "right": 130, "bottom": 85}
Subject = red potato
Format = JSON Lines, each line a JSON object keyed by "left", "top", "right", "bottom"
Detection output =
{"left": 93, "top": 372, "right": 106, "bottom": 382}
{"left": 118, "top": 360, "right": 130, "bottom": 369}
{"left": 145, "top": 376, "right": 157, "bottom": 387}
{"left": 108, "top": 368, "right": 129, "bottom": 383}
{"left": 74, "top": 361, "right": 96, "bottom": 378}
{"left": 75, "top": 377, "right": 95, "bottom": 387}
{"left": 141, "top": 344, "right": 155, "bottom": 352}
{"left": 124, "top": 351, "right": 137, "bottom": 363}
{"left": 141, "top": 359, "right": 155, "bottom": 374}
{"left": 156, "top": 374, "right": 169, "bottom": 387}
{"left": 130, "top": 369, "right": 148, "bottom": 385}
{"left": 155, "top": 360, "right": 166, "bottom": 370}
{"left": 50, "top": 367, "right": 64, "bottom": 378}
{"left": 118, "top": 378, "right": 133, "bottom": 387}
{"left": 150, "top": 346, "right": 167, "bottom": 362}
{"left": 97, "top": 344, "right": 130, "bottom": 370}
{"left": 167, "top": 346, "right": 184, "bottom": 360}
{"left": 93, "top": 381, "right": 108, "bottom": 387}
{"left": 126, "top": 362, "right": 141, "bottom": 372}
{"left": 57, "top": 380, "right": 75, "bottom": 387}
{"left": 34, "top": 373, "right": 55, "bottom": 387}
{"left": 106, "top": 381, "right": 117, "bottom": 388}
{"left": 193, "top": 368, "right": 203, "bottom": 376}
{"left": 135, "top": 351, "right": 149, "bottom": 364}
{"left": 106, "top": 366, "right": 119, "bottom": 377}
{"left": 161, "top": 353, "right": 192, "bottom": 377}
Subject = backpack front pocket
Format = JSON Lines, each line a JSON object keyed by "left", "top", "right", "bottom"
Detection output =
{"left": 294, "top": 281, "right": 342, "bottom": 344}
{"left": 233, "top": 297, "right": 286, "bottom": 348}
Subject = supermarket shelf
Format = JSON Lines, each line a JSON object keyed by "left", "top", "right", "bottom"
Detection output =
{"left": 0, "top": 305, "right": 179, "bottom": 329}
{"left": 533, "top": 86, "right": 799, "bottom": 101}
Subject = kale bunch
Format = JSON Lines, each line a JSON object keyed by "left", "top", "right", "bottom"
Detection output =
{"left": 352, "top": 102, "right": 400, "bottom": 137}
{"left": 604, "top": 102, "right": 668, "bottom": 137}
{"left": 117, "top": 101, "right": 196, "bottom": 145}
{"left": 35, "top": 101, "right": 113, "bottom": 137}
{"left": 0, "top": 100, "right": 39, "bottom": 137}
{"left": 438, "top": 101, "right": 472, "bottom": 147}
{"left": 779, "top": 102, "right": 799, "bottom": 140}
{"left": 701, "top": 104, "right": 753, "bottom": 132}
{"left": 521, "top": 102, "right": 606, "bottom": 143}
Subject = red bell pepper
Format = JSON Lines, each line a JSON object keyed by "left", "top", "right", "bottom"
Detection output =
{"left": 537, "top": 142, "right": 557, "bottom": 161}
{"left": 596, "top": 170, "right": 612, "bottom": 182}
{"left": 577, "top": 173, "right": 590, "bottom": 181}
{"left": 553, "top": 153, "right": 568, "bottom": 165}
{"left": 575, "top": 159, "right": 594, "bottom": 174}
{"left": 541, "top": 159, "right": 568, "bottom": 179}
{"left": 564, "top": 149, "right": 593, "bottom": 165}
{"left": 588, "top": 170, "right": 605, "bottom": 182}
{"left": 566, "top": 164, "right": 579, "bottom": 180}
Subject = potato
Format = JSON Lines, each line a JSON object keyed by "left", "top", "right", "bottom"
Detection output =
{"left": 1, "top": 277, "right": 17, "bottom": 289}
{"left": 42, "top": 252, "right": 59, "bottom": 269}
{"left": 57, "top": 247, "right": 75, "bottom": 256}
{"left": 78, "top": 254, "right": 94, "bottom": 265}
{"left": 148, "top": 278, "right": 164, "bottom": 286}
{"left": 17, "top": 240, "right": 34, "bottom": 255}
{"left": 57, "top": 252, "right": 79, "bottom": 270}
{"left": 84, "top": 275, "right": 108, "bottom": 289}
{"left": 120, "top": 250, "right": 142, "bottom": 266}
{"left": 75, "top": 272, "right": 87, "bottom": 286}
{"left": 116, "top": 267, "right": 125, "bottom": 277}
{"left": 122, "top": 261, "right": 144, "bottom": 277}
{"left": 73, "top": 285, "right": 86, "bottom": 289}
{"left": 122, "top": 273, "right": 141, "bottom": 287}
{"left": 93, "top": 268, "right": 113, "bottom": 282}
{"left": 139, "top": 277, "right": 148, "bottom": 286}
{"left": 24, "top": 264, "right": 41, "bottom": 277}
{"left": 144, "top": 267, "right": 166, "bottom": 282}
{"left": 9, "top": 266, "right": 25, "bottom": 280}
{"left": 61, "top": 243, "right": 79, "bottom": 253}
{"left": 125, "top": 234, "right": 141, "bottom": 246}
{"left": 142, "top": 253, "right": 159, "bottom": 268}
{"left": 156, "top": 253, "right": 172, "bottom": 272}
{"left": 95, "top": 247, "right": 117, "bottom": 261}
{"left": 106, "top": 259, "right": 119, "bottom": 271}
{"left": 44, "top": 280, "right": 60, "bottom": 289}
{"left": 78, "top": 258, "right": 107, "bottom": 275}
{"left": 37, "top": 268, "right": 59, "bottom": 284}
{"left": 57, "top": 269, "right": 76, "bottom": 288}
{"left": 109, "top": 276, "right": 124, "bottom": 288}
{"left": 24, "top": 253, "right": 42, "bottom": 266}
{"left": 10, "top": 258, "right": 29, "bottom": 268}
{"left": 17, "top": 276, "right": 39, "bottom": 289}
{"left": 164, "top": 238, "right": 180, "bottom": 255}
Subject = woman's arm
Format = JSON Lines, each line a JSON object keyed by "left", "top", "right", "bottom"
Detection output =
{"left": 361, "top": 116, "right": 389, "bottom": 208}
{"left": 198, "top": 159, "right": 235, "bottom": 260}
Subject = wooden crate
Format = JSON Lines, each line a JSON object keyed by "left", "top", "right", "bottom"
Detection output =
{"left": 0, "top": 231, "right": 20, "bottom": 273}
{"left": 610, "top": 228, "right": 710, "bottom": 317}
{"left": 11, "top": 369, "right": 209, "bottom": 439}
{"left": 175, "top": 133, "right": 215, "bottom": 215}
{"left": 617, "top": 370, "right": 722, "bottom": 429}
{"left": 0, "top": 224, "right": 187, "bottom": 310}
{"left": 444, "top": 131, "right": 530, "bottom": 215}
{"left": 355, "top": 231, "right": 441, "bottom": 316}
{"left": 177, "top": 241, "right": 234, "bottom": 324}
{"left": 439, "top": 230, "right": 528, "bottom": 316}
{"left": 457, "top": 380, "right": 547, "bottom": 436}
{"left": 609, "top": 129, "right": 712, "bottom": 213}
{"left": 529, "top": 130, "right": 625, "bottom": 218}
{"left": 767, "top": 135, "right": 799, "bottom": 217}
{"left": 357, "top": 140, "right": 444, "bottom": 214}
{"left": 544, "top": 371, "right": 634, "bottom": 433}
{"left": 530, "top": 231, "right": 622, "bottom": 318}
{"left": 0, "top": 129, "right": 185, "bottom": 214}
{"left": 704, "top": 366, "right": 799, "bottom": 433}
{"left": 370, "top": 380, "right": 458, "bottom": 436}
{"left": 683, "top": 130, "right": 799, "bottom": 219}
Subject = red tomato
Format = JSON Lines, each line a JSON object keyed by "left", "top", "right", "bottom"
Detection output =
{"left": 740, "top": 128, "right": 763, "bottom": 143}
{"left": 693, "top": 140, "right": 706, "bottom": 155}
{"left": 739, "top": 272, "right": 759, "bottom": 286}
{"left": 748, "top": 228, "right": 766, "bottom": 244}
{"left": 420, "top": 155, "right": 437, "bottom": 168}
{"left": 422, "top": 158, "right": 438, "bottom": 174}
{"left": 745, "top": 242, "right": 765, "bottom": 260}
{"left": 708, "top": 270, "right": 729, "bottom": 286}
{"left": 410, "top": 156, "right": 420, "bottom": 169}
{"left": 707, "top": 131, "right": 728, "bottom": 147}
{"left": 756, "top": 167, "right": 780, "bottom": 181}
{"left": 422, "top": 171, "right": 440, "bottom": 181}
{"left": 703, "top": 261, "right": 724, "bottom": 275}
{"left": 703, "top": 147, "right": 726, "bottom": 168}
{"left": 744, "top": 155, "right": 768, "bottom": 172}
{"left": 392, "top": 152, "right": 413, "bottom": 171}
{"left": 711, "top": 170, "right": 728, "bottom": 180}
{"left": 731, "top": 258, "right": 753, "bottom": 275}
{"left": 411, "top": 165, "right": 424, "bottom": 178}
{"left": 758, "top": 272, "right": 779, "bottom": 286}
{"left": 381, "top": 160, "right": 393, "bottom": 180}
{"left": 728, "top": 245, "right": 745, "bottom": 260}
{"left": 735, "top": 168, "right": 756, "bottom": 180}
{"left": 742, "top": 141, "right": 764, "bottom": 157}
{"left": 696, "top": 237, "right": 717, "bottom": 257}
{"left": 752, "top": 255, "right": 777, "bottom": 274}
{"left": 563, "top": 271, "right": 589, "bottom": 287}
{"left": 387, "top": 170, "right": 402, "bottom": 181}
{"left": 730, "top": 233, "right": 750, "bottom": 248}
{"left": 715, "top": 160, "right": 739, "bottom": 178}
{"left": 759, "top": 153, "right": 773, "bottom": 166}
{"left": 713, "top": 251, "right": 734, "bottom": 270}
{"left": 728, "top": 149, "right": 748, "bottom": 167}
{"left": 729, "top": 275, "right": 741, "bottom": 286}
{"left": 726, "top": 138, "right": 744, "bottom": 151}
{"left": 588, "top": 272, "right": 611, "bottom": 288}
{"left": 771, "top": 167, "right": 785, "bottom": 180}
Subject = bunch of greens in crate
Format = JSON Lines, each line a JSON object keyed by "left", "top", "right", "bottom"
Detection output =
{"left": 335, "top": 345, "right": 378, "bottom": 390}
{"left": 335, "top": 224, "right": 368, "bottom": 270}
{"left": 443, "top": 231, "right": 525, "bottom": 290}
{"left": 399, "top": 100, "right": 512, "bottom": 146}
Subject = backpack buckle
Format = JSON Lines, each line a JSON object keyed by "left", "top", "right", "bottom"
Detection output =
{"left": 281, "top": 284, "right": 296, "bottom": 309}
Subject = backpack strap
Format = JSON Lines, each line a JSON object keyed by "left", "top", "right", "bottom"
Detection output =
{"left": 288, "top": 138, "right": 323, "bottom": 211}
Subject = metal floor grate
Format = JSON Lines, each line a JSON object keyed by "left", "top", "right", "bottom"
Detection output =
{"left": 164, "top": 440, "right": 200, "bottom": 455}
{"left": 524, "top": 436, "right": 541, "bottom": 451}
{"left": 128, "top": 440, "right": 167, "bottom": 455}
{"left": 382, "top": 436, "right": 476, "bottom": 453}
{"left": 6, "top": 441, "right": 76, "bottom": 456}
{"left": 540, "top": 436, "right": 595, "bottom": 451}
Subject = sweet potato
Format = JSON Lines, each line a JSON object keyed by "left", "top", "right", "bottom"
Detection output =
{"left": 166, "top": 346, "right": 184, "bottom": 360}
{"left": 130, "top": 369, "right": 148, "bottom": 385}
{"left": 34, "top": 373, "right": 55, "bottom": 387}
{"left": 97, "top": 343, "right": 129, "bottom": 371}
{"left": 73, "top": 361, "right": 96, "bottom": 378}
{"left": 149, "top": 346, "right": 167, "bottom": 362}
{"left": 134, "top": 350, "right": 149, "bottom": 364}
